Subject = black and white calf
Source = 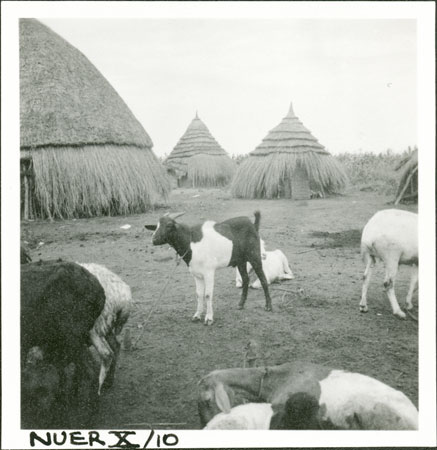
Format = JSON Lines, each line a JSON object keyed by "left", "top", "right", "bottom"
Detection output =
{"left": 145, "top": 211, "right": 272, "bottom": 325}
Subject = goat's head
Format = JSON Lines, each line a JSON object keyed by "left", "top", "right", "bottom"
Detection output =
{"left": 144, "top": 212, "right": 185, "bottom": 245}
{"left": 269, "top": 392, "right": 322, "bottom": 429}
{"left": 197, "top": 377, "right": 233, "bottom": 427}
{"left": 21, "top": 346, "right": 62, "bottom": 428}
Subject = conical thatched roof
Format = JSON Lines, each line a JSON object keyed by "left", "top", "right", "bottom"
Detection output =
{"left": 231, "top": 103, "right": 347, "bottom": 199}
{"left": 20, "top": 19, "right": 170, "bottom": 219}
{"left": 165, "top": 113, "right": 235, "bottom": 187}
{"left": 394, "top": 149, "right": 418, "bottom": 205}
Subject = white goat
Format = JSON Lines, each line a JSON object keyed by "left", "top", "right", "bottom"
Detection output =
{"left": 145, "top": 211, "right": 272, "bottom": 325}
{"left": 236, "top": 241, "right": 294, "bottom": 289}
{"left": 359, "top": 209, "right": 418, "bottom": 319}
{"left": 204, "top": 403, "right": 273, "bottom": 429}
{"left": 77, "top": 263, "right": 132, "bottom": 394}
{"left": 198, "top": 362, "right": 418, "bottom": 430}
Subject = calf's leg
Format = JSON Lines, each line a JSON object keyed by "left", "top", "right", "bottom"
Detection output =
{"left": 203, "top": 272, "right": 215, "bottom": 325}
{"left": 249, "top": 258, "right": 272, "bottom": 311}
{"left": 405, "top": 265, "right": 418, "bottom": 311}
{"left": 360, "top": 252, "right": 374, "bottom": 313}
{"left": 237, "top": 262, "right": 250, "bottom": 309}
{"left": 383, "top": 259, "right": 405, "bottom": 319}
{"left": 192, "top": 275, "right": 205, "bottom": 322}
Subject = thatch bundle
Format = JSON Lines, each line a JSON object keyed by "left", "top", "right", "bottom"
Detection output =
{"left": 20, "top": 19, "right": 170, "bottom": 219}
{"left": 231, "top": 103, "right": 347, "bottom": 200}
{"left": 165, "top": 113, "right": 235, "bottom": 188}
{"left": 394, "top": 149, "right": 418, "bottom": 205}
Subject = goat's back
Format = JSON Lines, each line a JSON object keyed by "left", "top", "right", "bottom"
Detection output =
{"left": 21, "top": 260, "right": 105, "bottom": 364}
{"left": 361, "top": 209, "right": 418, "bottom": 261}
{"left": 77, "top": 262, "right": 132, "bottom": 335}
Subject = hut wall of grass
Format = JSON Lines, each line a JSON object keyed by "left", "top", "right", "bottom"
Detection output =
{"left": 165, "top": 114, "right": 235, "bottom": 188}
{"left": 22, "top": 145, "right": 170, "bottom": 219}
{"left": 231, "top": 103, "right": 347, "bottom": 199}
{"left": 167, "top": 153, "right": 236, "bottom": 188}
{"left": 20, "top": 19, "right": 170, "bottom": 219}
{"left": 232, "top": 152, "right": 346, "bottom": 199}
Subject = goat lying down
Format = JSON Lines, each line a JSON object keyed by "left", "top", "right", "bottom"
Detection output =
{"left": 236, "top": 240, "right": 294, "bottom": 289}
{"left": 360, "top": 209, "right": 418, "bottom": 319}
{"left": 145, "top": 211, "right": 272, "bottom": 325}
{"left": 198, "top": 362, "right": 418, "bottom": 430}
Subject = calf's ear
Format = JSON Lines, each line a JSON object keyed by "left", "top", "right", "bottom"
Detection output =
{"left": 214, "top": 383, "right": 231, "bottom": 413}
{"left": 144, "top": 225, "right": 157, "bottom": 231}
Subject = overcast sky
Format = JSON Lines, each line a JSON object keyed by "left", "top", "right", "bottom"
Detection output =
{"left": 40, "top": 18, "right": 417, "bottom": 157}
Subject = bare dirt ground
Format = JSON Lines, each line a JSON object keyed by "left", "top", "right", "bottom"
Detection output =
{"left": 21, "top": 189, "right": 418, "bottom": 429}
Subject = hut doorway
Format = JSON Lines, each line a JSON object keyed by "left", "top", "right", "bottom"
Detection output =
{"left": 291, "top": 166, "right": 311, "bottom": 200}
{"left": 279, "top": 166, "right": 311, "bottom": 200}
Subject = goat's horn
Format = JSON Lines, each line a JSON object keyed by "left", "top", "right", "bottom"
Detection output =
{"left": 168, "top": 212, "right": 185, "bottom": 220}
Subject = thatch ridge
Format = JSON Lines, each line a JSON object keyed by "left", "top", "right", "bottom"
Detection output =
{"left": 165, "top": 114, "right": 235, "bottom": 187}
{"left": 231, "top": 102, "right": 347, "bottom": 199}
{"left": 20, "top": 19, "right": 153, "bottom": 149}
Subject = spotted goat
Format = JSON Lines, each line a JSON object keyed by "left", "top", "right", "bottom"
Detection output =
{"left": 145, "top": 211, "right": 272, "bottom": 325}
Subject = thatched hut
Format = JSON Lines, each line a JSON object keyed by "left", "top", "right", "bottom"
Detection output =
{"left": 20, "top": 19, "right": 170, "bottom": 219}
{"left": 165, "top": 113, "right": 236, "bottom": 188}
{"left": 394, "top": 149, "right": 418, "bottom": 205}
{"left": 231, "top": 103, "right": 347, "bottom": 200}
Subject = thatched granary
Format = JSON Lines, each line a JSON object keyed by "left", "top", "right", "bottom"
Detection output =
{"left": 394, "top": 148, "right": 418, "bottom": 205}
{"left": 20, "top": 19, "right": 170, "bottom": 219}
{"left": 165, "top": 113, "right": 236, "bottom": 188}
{"left": 231, "top": 103, "right": 347, "bottom": 200}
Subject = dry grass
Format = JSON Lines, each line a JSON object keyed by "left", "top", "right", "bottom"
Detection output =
{"left": 231, "top": 152, "right": 348, "bottom": 199}
{"left": 335, "top": 150, "right": 413, "bottom": 195}
{"left": 30, "top": 145, "right": 170, "bottom": 219}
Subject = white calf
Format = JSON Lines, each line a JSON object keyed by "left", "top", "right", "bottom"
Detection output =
{"left": 204, "top": 403, "right": 273, "bottom": 429}
{"left": 236, "top": 243, "right": 294, "bottom": 289}
{"left": 359, "top": 209, "right": 418, "bottom": 319}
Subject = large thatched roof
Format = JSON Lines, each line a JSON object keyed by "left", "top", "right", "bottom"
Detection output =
{"left": 20, "top": 19, "right": 169, "bottom": 219}
{"left": 165, "top": 113, "right": 235, "bottom": 187}
{"left": 20, "top": 19, "right": 152, "bottom": 149}
{"left": 231, "top": 103, "right": 347, "bottom": 199}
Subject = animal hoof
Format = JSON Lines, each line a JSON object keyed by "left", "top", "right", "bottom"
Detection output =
{"left": 395, "top": 311, "right": 406, "bottom": 319}
{"left": 264, "top": 306, "right": 272, "bottom": 312}
{"left": 359, "top": 306, "right": 368, "bottom": 313}
{"left": 237, "top": 304, "right": 244, "bottom": 310}
{"left": 204, "top": 319, "right": 213, "bottom": 326}
{"left": 191, "top": 316, "right": 201, "bottom": 323}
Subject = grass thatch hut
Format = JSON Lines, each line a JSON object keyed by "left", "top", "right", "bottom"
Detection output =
{"left": 394, "top": 148, "right": 418, "bottom": 205}
{"left": 231, "top": 103, "right": 347, "bottom": 200}
{"left": 165, "top": 113, "right": 235, "bottom": 188}
{"left": 20, "top": 19, "right": 170, "bottom": 219}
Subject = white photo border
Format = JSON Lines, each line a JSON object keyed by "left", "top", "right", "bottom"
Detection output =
{"left": 2, "top": 1, "right": 435, "bottom": 448}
